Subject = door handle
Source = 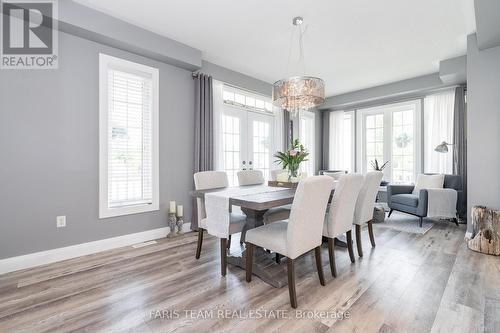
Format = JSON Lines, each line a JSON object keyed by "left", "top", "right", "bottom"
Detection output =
{"left": 249, "top": 161, "right": 253, "bottom": 170}
{"left": 242, "top": 160, "right": 246, "bottom": 170}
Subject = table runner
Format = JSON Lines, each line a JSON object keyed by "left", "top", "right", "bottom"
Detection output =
{"left": 205, "top": 185, "right": 289, "bottom": 238}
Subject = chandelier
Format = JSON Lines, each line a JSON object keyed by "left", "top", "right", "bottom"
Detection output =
{"left": 272, "top": 17, "right": 325, "bottom": 114}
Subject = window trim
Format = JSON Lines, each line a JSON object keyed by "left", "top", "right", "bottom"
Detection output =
{"left": 98, "top": 53, "right": 160, "bottom": 219}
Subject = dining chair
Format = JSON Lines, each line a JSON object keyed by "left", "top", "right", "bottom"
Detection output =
{"left": 193, "top": 171, "right": 237, "bottom": 259}
{"left": 245, "top": 176, "right": 334, "bottom": 308}
{"left": 353, "top": 171, "right": 384, "bottom": 257}
{"left": 237, "top": 170, "right": 265, "bottom": 186}
{"left": 322, "top": 174, "right": 364, "bottom": 277}
{"left": 237, "top": 170, "right": 291, "bottom": 225}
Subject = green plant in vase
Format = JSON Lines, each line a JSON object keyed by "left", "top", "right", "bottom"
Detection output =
{"left": 274, "top": 139, "right": 309, "bottom": 182}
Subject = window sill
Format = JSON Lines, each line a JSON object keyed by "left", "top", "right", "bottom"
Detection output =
{"left": 99, "top": 202, "right": 159, "bottom": 219}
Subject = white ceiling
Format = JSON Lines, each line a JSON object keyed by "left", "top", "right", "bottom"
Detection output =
{"left": 74, "top": 0, "right": 476, "bottom": 96}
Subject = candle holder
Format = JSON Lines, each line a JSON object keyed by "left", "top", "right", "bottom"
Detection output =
{"left": 167, "top": 212, "right": 178, "bottom": 238}
{"left": 176, "top": 216, "right": 184, "bottom": 234}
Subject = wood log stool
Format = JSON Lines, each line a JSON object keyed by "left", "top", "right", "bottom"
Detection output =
{"left": 467, "top": 206, "right": 500, "bottom": 255}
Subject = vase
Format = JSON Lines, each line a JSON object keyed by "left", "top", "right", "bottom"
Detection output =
{"left": 288, "top": 167, "right": 300, "bottom": 183}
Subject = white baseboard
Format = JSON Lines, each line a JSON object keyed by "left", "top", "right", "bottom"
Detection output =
{"left": 0, "top": 222, "right": 191, "bottom": 275}
{"left": 465, "top": 231, "right": 473, "bottom": 240}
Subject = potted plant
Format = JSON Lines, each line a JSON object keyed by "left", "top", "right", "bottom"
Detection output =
{"left": 274, "top": 139, "right": 309, "bottom": 182}
{"left": 370, "top": 159, "right": 389, "bottom": 186}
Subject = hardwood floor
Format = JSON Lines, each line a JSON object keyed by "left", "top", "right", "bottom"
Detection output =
{"left": 0, "top": 222, "right": 498, "bottom": 333}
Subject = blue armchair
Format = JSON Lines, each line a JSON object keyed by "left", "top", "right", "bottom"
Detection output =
{"left": 387, "top": 174, "right": 465, "bottom": 227}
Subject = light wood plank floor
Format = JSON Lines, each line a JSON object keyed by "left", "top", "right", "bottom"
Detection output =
{"left": 0, "top": 222, "right": 498, "bottom": 333}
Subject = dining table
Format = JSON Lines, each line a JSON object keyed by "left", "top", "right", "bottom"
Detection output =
{"left": 191, "top": 183, "right": 341, "bottom": 288}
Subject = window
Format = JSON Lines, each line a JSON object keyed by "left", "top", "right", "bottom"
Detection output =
{"left": 343, "top": 112, "right": 355, "bottom": 172}
{"left": 299, "top": 110, "right": 315, "bottom": 176}
{"left": 392, "top": 110, "right": 415, "bottom": 183}
{"left": 99, "top": 54, "right": 159, "bottom": 218}
{"left": 215, "top": 83, "right": 278, "bottom": 185}
{"left": 222, "top": 86, "right": 273, "bottom": 113}
{"left": 357, "top": 100, "right": 421, "bottom": 183}
{"left": 329, "top": 111, "right": 355, "bottom": 172}
{"left": 221, "top": 114, "right": 241, "bottom": 186}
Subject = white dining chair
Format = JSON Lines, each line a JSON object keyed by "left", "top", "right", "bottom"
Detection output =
{"left": 237, "top": 170, "right": 291, "bottom": 225}
{"left": 194, "top": 171, "right": 245, "bottom": 266}
{"left": 245, "top": 176, "right": 334, "bottom": 308}
{"left": 322, "top": 173, "right": 364, "bottom": 277}
{"left": 353, "top": 171, "right": 384, "bottom": 257}
{"left": 237, "top": 170, "right": 265, "bottom": 185}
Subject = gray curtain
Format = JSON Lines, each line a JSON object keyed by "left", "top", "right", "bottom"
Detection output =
{"left": 453, "top": 85, "right": 467, "bottom": 219}
{"left": 283, "top": 110, "right": 291, "bottom": 150}
{"left": 192, "top": 73, "right": 214, "bottom": 230}
{"left": 322, "top": 111, "right": 330, "bottom": 170}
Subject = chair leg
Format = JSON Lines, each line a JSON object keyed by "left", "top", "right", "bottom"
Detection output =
{"left": 275, "top": 253, "right": 281, "bottom": 264}
{"left": 419, "top": 217, "right": 423, "bottom": 228}
{"left": 346, "top": 230, "right": 355, "bottom": 263}
{"left": 368, "top": 220, "right": 376, "bottom": 247}
{"left": 220, "top": 238, "right": 227, "bottom": 276}
{"left": 388, "top": 209, "right": 393, "bottom": 218}
{"left": 245, "top": 243, "right": 254, "bottom": 282}
{"left": 195, "top": 228, "right": 204, "bottom": 259}
{"left": 314, "top": 246, "right": 325, "bottom": 286}
{"left": 453, "top": 217, "right": 459, "bottom": 226}
{"left": 287, "top": 258, "right": 297, "bottom": 308}
{"left": 355, "top": 225, "right": 363, "bottom": 257}
{"left": 327, "top": 238, "right": 337, "bottom": 277}
{"left": 227, "top": 235, "right": 232, "bottom": 249}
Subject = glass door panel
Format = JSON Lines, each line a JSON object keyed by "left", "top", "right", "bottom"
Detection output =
{"left": 220, "top": 107, "right": 247, "bottom": 186}
{"left": 392, "top": 109, "right": 415, "bottom": 183}
{"left": 365, "top": 113, "right": 384, "bottom": 172}
{"left": 247, "top": 112, "right": 274, "bottom": 181}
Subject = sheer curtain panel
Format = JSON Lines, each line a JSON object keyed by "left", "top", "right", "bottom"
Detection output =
{"left": 424, "top": 90, "right": 455, "bottom": 174}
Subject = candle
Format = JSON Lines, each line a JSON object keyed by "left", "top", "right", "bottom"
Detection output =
{"left": 177, "top": 205, "right": 183, "bottom": 217}
{"left": 169, "top": 201, "right": 176, "bottom": 213}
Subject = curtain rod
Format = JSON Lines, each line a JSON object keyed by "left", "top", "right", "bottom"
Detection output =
{"left": 192, "top": 72, "right": 272, "bottom": 98}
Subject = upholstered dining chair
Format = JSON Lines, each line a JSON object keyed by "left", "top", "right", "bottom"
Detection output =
{"left": 237, "top": 170, "right": 265, "bottom": 186}
{"left": 194, "top": 171, "right": 244, "bottom": 263}
{"left": 245, "top": 176, "right": 334, "bottom": 308}
{"left": 237, "top": 170, "right": 291, "bottom": 225}
{"left": 353, "top": 171, "right": 384, "bottom": 257}
{"left": 323, "top": 173, "right": 364, "bottom": 277}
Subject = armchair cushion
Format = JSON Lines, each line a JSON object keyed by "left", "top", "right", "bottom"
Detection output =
{"left": 391, "top": 194, "right": 419, "bottom": 207}
{"left": 412, "top": 174, "right": 444, "bottom": 195}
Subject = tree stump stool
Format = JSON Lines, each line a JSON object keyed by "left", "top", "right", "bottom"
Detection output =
{"left": 467, "top": 206, "right": 500, "bottom": 255}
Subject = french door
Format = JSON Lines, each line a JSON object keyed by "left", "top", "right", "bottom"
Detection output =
{"left": 356, "top": 100, "right": 422, "bottom": 184}
{"left": 218, "top": 105, "right": 275, "bottom": 185}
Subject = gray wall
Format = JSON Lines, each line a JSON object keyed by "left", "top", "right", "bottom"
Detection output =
{"left": 466, "top": 33, "right": 500, "bottom": 231}
{"left": 0, "top": 32, "right": 195, "bottom": 259}
{"left": 320, "top": 73, "right": 459, "bottom": 111}
{"left": 200, "top": 61, "right": 272, "bottom": 97}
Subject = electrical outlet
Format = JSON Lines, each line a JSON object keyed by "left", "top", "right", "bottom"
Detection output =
{"left": 56, "top": 216, "right": 66, "bottom": 228}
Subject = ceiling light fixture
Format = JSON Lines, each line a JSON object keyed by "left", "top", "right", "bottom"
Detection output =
{"left": 272, "top": 17, "right": 325, "bottom": 115}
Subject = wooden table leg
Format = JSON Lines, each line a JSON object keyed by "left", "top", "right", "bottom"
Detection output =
{"left": 240, "top": 207, "right": 268, "bottom": 243}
